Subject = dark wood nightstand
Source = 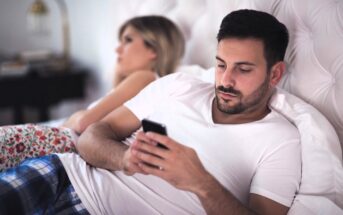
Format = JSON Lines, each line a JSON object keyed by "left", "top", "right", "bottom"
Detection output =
{"left": 0, "top": 67, "right": 88, "bottom": 124}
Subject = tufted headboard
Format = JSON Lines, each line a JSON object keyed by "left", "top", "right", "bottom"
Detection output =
{"left": 111, "top": 0, "right": 343, "bottom": 148}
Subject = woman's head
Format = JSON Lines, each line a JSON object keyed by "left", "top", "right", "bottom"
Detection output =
{"left": 116, "top": 15, "right": 185, "bottom": 77}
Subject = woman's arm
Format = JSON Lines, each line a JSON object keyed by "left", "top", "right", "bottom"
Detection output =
{"left": 63, "top": 70, "right": 156, "bottom": 134}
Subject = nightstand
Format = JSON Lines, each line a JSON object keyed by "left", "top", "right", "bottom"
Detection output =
{"left": 0, "top": 67, "right": 88, "bottom": 124}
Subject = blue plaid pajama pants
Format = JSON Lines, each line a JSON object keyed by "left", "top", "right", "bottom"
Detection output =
{"left": 0, "top": 154, "right": 89, "bottom": 215}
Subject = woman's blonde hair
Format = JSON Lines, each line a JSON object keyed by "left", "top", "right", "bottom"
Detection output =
{"left": 119, "top": 15, "right": 185, "bottom": 77}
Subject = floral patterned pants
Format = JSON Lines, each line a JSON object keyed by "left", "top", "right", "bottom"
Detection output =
{"left": 0, "top": 124, "right": 77, "bottom": 171}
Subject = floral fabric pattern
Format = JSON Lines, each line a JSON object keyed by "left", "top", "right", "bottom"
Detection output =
{"left": 0, "top": 124, "right": 77, "bottom": 171}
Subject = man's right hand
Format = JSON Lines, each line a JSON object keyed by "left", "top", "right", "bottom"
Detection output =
{"left": 121, "top": 146, "right": 147, "bottom": 176}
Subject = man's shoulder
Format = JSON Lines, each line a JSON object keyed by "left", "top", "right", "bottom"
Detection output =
{"left": 263, "top": 110, "right": 300, "bottom": 142}
{"left": 161, "top": 70, "right": 204, "bottom": 84}
{"left": 162, "top": 65, "right": 214, "bottom": 84}
{"left": 156, "top": 69, "right": 213, "bottom": 95}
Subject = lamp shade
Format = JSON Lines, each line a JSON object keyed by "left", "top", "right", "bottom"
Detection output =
{"left": 27, "top": 0, "right": 50, "bottom": 35}
{"left": 26, "top": 0, "right": 70, "bottom": 69}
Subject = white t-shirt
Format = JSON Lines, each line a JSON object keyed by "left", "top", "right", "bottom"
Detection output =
{"left": 58, "top": 72, "right": 301, "bottom": 215}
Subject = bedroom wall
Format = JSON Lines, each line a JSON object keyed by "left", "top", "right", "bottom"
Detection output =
{"left": 0, "top": 0, "right": 216, "bottom": 125}
{"left": 0, "top": 0, "right": 119, "bottom": 123}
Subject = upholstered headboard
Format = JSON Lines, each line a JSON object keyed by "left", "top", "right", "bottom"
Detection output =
{"left": 111, "top": 0, "right": 343, "bottom": 149}
{"left": 107, "top": 1, "right": 343, "bottom": 213}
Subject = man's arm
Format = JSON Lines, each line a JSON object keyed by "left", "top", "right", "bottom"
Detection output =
{"left": 195, "top": 175, "right": 289, "bottom": 215}
{"left": 76, "top": 106, "right": 141, "bottom": 171}
{"left": 131, "top": 131, "right": 289, "bottom": 215}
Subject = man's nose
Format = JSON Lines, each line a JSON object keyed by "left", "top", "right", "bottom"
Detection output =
{"left": 221, "top": 68, "right": 235, "bottom": 87}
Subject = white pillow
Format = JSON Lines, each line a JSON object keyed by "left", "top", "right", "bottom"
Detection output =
{"left": 181, "top": 65, "right": 343, "bottom": 211}
{"left": 60, "top": 64, "right": 343, "bottom": 210}
{"left": 288, "top": 195, "right": 343, "bottom": 214}
{"left": 270, "top": 88, "right": 343, "bottom": 210}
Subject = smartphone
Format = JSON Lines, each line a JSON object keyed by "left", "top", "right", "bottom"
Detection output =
{"left": 141, "top": 118, "right": 168, "bottom": 149}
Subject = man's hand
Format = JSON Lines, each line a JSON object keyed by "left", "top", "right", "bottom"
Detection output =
{"left": 121, "top": 146, "right": 146, "bottom": 176}
{"left": 130, "top": 131, "right": 212, "bottom": 194}
{"left": 130, "top": 131, "right": 288, "bottom": 215}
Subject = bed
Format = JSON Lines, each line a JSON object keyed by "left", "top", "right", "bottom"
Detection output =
{"left": 108, "top": 0, "right": 343, "bottom": 214}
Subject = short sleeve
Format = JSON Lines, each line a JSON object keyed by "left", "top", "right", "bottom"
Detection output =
{"left": 124, "top": 79, "right": 162, "bottom": 120}
{"left": 250, "top": 139, "right": 301, "bottom": 207}
{"left": 124, "top": 72, "right": 196, "bottom": 120}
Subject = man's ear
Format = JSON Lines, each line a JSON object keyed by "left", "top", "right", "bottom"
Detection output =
{"left": 269, "top": 61, "right": 285, "bottom": 87}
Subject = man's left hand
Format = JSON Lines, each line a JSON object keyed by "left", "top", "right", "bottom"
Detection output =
{"left": 131, "top": 131, "right": 212, "bottom": 194}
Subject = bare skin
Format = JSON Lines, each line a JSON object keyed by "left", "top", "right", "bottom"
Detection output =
{"left": 76, "top": 38, "right": 289, "bottom": 215}
{"left": 63, "top": 70, "right": 156, "bottom": 134}
{"left": 63, "top": 26, "right": 157, "bottom": 134}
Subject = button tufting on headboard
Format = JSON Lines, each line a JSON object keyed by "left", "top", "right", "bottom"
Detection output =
{"left": 111, "top": 0, "right": 343, "bottom": 147}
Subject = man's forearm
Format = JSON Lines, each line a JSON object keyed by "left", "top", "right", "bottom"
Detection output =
{"left": 76, "top": 121, "right": 128, "bottom": 171}
{"left": 196, "top": 174, "right": 256, "bottom": 215}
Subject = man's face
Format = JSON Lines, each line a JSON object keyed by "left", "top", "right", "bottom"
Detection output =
{"left": 215, "top": 38, "right": 271, "bottom": 115}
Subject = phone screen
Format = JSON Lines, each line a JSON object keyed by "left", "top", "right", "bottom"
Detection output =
{"left": 141, "top": 118, "right": 168, "bottom": 149}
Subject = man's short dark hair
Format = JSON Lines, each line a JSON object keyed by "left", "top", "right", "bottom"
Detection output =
{"left": 217, "top": 9, "right": 289, "bottom": 70}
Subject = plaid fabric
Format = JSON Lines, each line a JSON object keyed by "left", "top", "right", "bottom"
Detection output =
{"left": 0, "top": 154, "right": 89, "bottom": 215}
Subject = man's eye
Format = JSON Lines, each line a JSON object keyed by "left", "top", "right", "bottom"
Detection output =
{"left": 217, "top": 64, "right": 225, "bottom": 68}
{"left": 239, "top": 68, "right": 251, "bottom": 73}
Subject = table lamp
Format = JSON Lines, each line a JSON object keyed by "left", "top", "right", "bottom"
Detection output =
{"left": 26, "top": 0, "right": 70, "bottom": 69}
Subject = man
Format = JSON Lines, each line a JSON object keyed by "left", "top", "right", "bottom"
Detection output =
{"left": 0, "top": 9, "right": 300, "bottom": 215}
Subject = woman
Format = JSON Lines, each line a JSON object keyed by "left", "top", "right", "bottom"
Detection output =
{"left": 64, "top": 15, "right": 185, "bottom": 134}
{"left": 0, "top": 15, "right": 185, "bottom": 170}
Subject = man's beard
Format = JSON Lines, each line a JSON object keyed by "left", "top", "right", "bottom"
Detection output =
{"left": 215, "top": 75, "right": 270, "bottom": 115}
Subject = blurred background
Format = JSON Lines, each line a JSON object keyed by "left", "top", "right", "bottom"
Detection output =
{"left": 0, "top": 0, "right": 218, "bottom": 125}
{"left": 0, "top": 0, "right": 120, "bottom": 125}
